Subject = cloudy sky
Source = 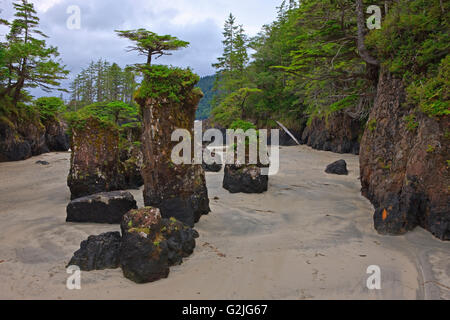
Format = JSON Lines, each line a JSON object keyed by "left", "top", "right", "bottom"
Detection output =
{"left": 0, "top": 0, "right": 281, "bottom": 98}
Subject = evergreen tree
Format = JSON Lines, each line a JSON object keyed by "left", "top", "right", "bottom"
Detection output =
{"left": 115, "top": 29, "right": 189, "bottom": 68}
{"left": 0, "top": 0, "right": 68, "bottom": 105}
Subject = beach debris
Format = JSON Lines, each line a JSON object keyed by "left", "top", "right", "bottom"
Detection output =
{"left": 66, "top": 191, "right": 137, "bottom": 224}
{"left": 276, "top": 121, "right": 300, "bottom": 145}
{"left": 325, "top": 159, "right": 349, "bottom": 175}
{"left": 67, "top": 232, "right": 121, "bottom": 271}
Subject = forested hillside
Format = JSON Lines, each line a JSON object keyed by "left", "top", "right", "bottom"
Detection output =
{"left": 210, "top": 0, "right": 448, "bottom": 131}
{"left": 195, "top": 75, "right": 215, "bottom": 120}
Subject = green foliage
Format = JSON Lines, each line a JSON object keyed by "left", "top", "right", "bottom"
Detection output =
{"left": 366, "top": 0, "right": 449, "bottom": 80}
{"left": 426, "top": 145, "right": 435, "bottom": 153}
{"left": 0, "top": 0, "right": 68, "bottom": 105}
{"left": 136, "top": 65, "right": 200, "bottom": 104}
{"left": 69, "top": 60, "right": 138, "bottom": 110}
{"left": 116, "top": 29, "right": 189, "bottom": 67}
{"left": 196, "top": 75, "right": 216, "bottom": 120}
{"left": 230, "top": 119, "right": 257, "bottom": 131}
{"left": 367, "top": 0, "right": 449, "bottom": 118}
{"left": 406, "top": 56, "right": 450, "bottom": 117}
{"left": 367, "top": 119, "right": 377, "bottom": 132}
{"left": 403, "top": 114, "right": 419, "bottom": 132}
{"left": 212, "top": 87, "right": 262, "bottom": 128}
{"left": 65, "top": 101, "right": 139, "bottom": 129}
{"left": 329, "top": 95, "right": 359, "bottom": 113}
{"left": 34, "top": 97, "right": 66, "bottom": 123}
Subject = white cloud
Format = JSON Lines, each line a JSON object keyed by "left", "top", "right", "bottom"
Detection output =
{"left": 3, "top": 0, "right": 280, "bottom": 98}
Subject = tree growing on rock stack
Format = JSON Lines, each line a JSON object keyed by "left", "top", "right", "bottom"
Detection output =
{"left": 117, "top": 29, "right": 210, "bottom": 227}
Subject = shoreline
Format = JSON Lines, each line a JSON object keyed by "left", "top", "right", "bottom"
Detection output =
{"left": 0, "top": 146, "right": 448, "bottom": 299}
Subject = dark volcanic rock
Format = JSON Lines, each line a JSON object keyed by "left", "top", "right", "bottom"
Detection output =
{"left": 360, "top": 70, "right": 450, "bottom": 240}
{"left": 223, "top": 164, "right": 268, "bottom": 194}
{"left": 66, "top": 191, "right": 137, "bottom": 224}
{"left": 119, "top": 232, "right": 170, "bottom": 284}
{"left": 67, "top": 232, "right": 121, "bottom": 271}
{"left": 36, "top": 160, "right": 50, "bottom": 165}
{"left": 0, "top": 116, "right": 69, "bottom": 163}
{"left": 119, "top": 207, "right": 198, "bottom": 283}
{"left": 325, "top": 160, "right": 348, "bottom": 175}
{"left": 301, "top": 111, "right": 363, "bottom": 155}
{"left": 45, "top": 120, "right": 70, "bottom": 151}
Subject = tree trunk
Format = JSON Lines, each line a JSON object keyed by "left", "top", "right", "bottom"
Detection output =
{"left": 355, "top": 0, "right": 379, "bottom": 66}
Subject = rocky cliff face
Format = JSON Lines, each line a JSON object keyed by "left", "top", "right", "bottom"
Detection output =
{"left": 301, "top": 111, "right": 363, "bottom": 155}
{"left": 360, "top": 71, "right": 449, "bottom": 240}
{"left": 0, "top": 116, "right": 69, "bottom": 162}
{"left": 67, "top": 117, "right": 124, "bottom": 200}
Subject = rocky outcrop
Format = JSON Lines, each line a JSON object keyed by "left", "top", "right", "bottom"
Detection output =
{"left": 119, "top": 207, "right": 198, "bottom": 283}
{"left": 223, "top": 164, "right": 268, "bottom": 194}
{"left": 44, "top": 120, "right": 70, "bottom": 152}
{"left": 66, "top": 191, "right": 137, "bottom": 224}
{"left": 301, "top": 111, "right": 363, "bottom": 155}
{"left": 0, "top": 116, "right": 69, "bottom": 162}
{"left": 325, "top": 160, "right": 348, "bottom": 175}
{"left": 360, "top": 71, "right": 450, "bottom": 240}
{"left": 67, "top": 117, "right": 125, "bottom": 200}
{"left": 67, "top": 232, "right": 122, "bottom": 271}
{"left": 119, "top": 126, "right": 144, "bottom": 189}
{"left": 137, "top": 67, "right": 210, "bottom": 227}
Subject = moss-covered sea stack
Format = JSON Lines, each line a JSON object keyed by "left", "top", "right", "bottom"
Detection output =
{"left": 135, "top": 65, "right": 210, "bottom": 227}
{"left": 67, "top": 116, "right": 124, "bottom": 200}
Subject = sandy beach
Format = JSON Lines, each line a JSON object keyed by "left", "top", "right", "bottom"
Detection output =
{"left": 0, "top": 146, "right": 448, "bottom": 300}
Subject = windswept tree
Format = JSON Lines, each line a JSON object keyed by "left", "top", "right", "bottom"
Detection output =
{"left": 115, "top": 29, "right": 189, "bottom": 68}
{"left": 0, "top": 0, "right": 68, "bottom": 105}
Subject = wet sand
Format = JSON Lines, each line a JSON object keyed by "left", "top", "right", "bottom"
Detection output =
{"left": 0, "top": 146, "right": 448, "bottom": 300}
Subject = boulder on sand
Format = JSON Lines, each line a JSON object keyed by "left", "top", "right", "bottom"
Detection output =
{"left": 223, "top": 164, "right": 268, "bottom": 194}
{"left": 325, "top": 159, "right": 348, "bottom": 175}
{"left": 67, "top": 232, "right": 121, "bottom": 271}
{"left": 119, "top": 207, "right": 198, "bottom": 284}
{"left": 66, "top": 191, "right": 137, "bottom": 224}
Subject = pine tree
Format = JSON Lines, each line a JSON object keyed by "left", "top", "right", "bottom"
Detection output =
{"left": 0, "top": 0, "right": 68, "bottom": 105}
{"left": 115, "top": 29, "right": 189, "bottom": 68}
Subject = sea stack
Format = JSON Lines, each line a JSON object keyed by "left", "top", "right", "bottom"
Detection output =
{"left": 67, "top": 117, "right": 124, "bottom": 200}
{"left": 136, "top": 65, "right": 210, "bottom": 227}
